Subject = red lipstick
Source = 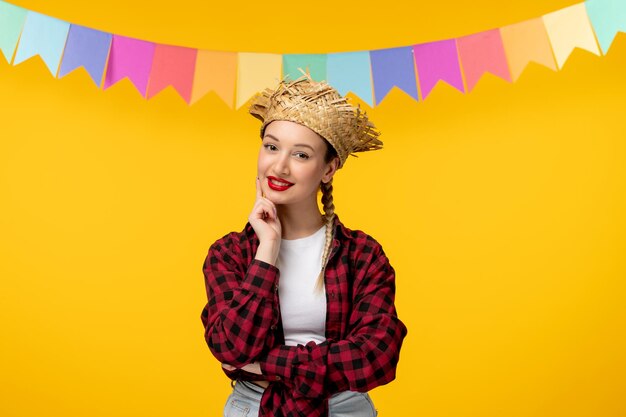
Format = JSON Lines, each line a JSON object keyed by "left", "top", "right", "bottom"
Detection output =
{"left": 267, "top": 176, "right": 294, "bottom": 191}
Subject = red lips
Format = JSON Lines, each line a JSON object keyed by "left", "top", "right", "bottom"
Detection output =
{"left": 267, "top": 176, "right": 294, "bottom": 191}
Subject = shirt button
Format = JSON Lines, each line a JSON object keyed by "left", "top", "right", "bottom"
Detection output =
{"left": 275, "top": 376, "right": 281, "bottom": 381}
{"left": 274, "top": 284, "right": 279, "bottom": 292}
{"left": 270, "top": 324, "right": 277, "bottom": 330}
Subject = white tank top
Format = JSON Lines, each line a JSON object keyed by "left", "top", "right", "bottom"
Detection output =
{"left": 276, "top": 224, "right": 327, "bottom": 346}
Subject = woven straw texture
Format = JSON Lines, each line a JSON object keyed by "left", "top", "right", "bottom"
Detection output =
{"left": 248, "top": 73, "right": 382, "bottom": 168}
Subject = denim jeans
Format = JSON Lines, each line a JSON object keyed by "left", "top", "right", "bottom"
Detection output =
{"left": 224, "top": 380, "right": 378, "bottom": 417}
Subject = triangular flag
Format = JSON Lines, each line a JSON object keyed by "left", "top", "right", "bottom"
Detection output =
{"left": 191, "top": 50, "right": 237, "bottom": 107}
{"left": 543, "top": 3, "right": 601, "bottom": 68}
{"left": 13, "top": 11, "right": 70, "bottom": 76}
{"left": 500, "top": 18, "right": 557, "bottom": 81}
{"left": 282, "top": 54, "right": 327, "bottom": 81}
{"left": 147, "top": 44, "right": 197, "bottom": 103}
{"left": 236, "top": 52, "right": 282, "bottom": 109}
{"left": 370, "top": 46, "right": 419, "bottom": 105}
{"left": 585, "top": 0, "right": 626, "bottom": 54}
{"left": 327, "top": 51, "right": 374, "bottom": 106}
{"left": 457, "top": 28, "right": 512, "bottom": 91}
{"left": 0, "top": 0, "right": 27, "bottom": 63}
{"left": 103, "top": 35, "right": 156, "bottom": 97}
{"left": 58, "top": 25, "right": 112, "bottom": 86}
{"left": 413, "top": 39, "right": 464, "bottom": 99}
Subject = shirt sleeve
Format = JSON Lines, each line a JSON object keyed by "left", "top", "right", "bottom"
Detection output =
{"left": 259, "top": 241, "right": 408, "bottom": 399}
{"left": 200, "top": 237, "right": 281, "bottom": 368}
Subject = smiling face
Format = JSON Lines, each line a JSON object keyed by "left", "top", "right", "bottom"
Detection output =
{"left": 257, "top": 120, "right": 339, "bottom": 208}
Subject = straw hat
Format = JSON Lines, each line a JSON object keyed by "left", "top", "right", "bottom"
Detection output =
{"left": 248, "top": 71, "right": 382, "bottom": 168}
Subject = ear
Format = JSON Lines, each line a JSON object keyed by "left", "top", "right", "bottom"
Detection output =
{"left": 321, "top": 156, "right": 340, "bottom": 184}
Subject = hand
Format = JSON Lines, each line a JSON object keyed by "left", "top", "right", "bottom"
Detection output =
{"left": 249, "top": 178, "right": 281, "bottom": 264}
{"left": 222, "top": 362, "right": 263, "bottom": 375}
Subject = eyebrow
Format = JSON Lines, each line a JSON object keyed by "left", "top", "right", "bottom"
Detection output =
{"left": 263, "top": 134, "right": 316, "bottom": 152}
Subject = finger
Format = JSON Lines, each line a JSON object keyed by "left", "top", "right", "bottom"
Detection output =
{"left": 253, "top": 198, "right": 277, "bottom": 219}
{"left": 251, "top": 204, "right": 271, "bottom": 223}
{"left": 256, "top": 177, "right": 262, "bottom": 199}
{"left": 262, "top": 199, "right": 278, "bottom": 219}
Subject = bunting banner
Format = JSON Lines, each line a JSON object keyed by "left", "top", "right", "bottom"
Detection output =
{"left": 413, "top": 39, "right": 465, "bottom": 99}
{"left": 0, "top": 0, "right": 624, "bottom": 109}
{"left": 59, "top": 25, "right": 112, "bottom": 85}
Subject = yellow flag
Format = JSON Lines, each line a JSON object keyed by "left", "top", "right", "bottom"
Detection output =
{"left": 236, "top": 52, "right": 282, "bottom": 109}
{"left": 542, "top": 3, "right": 601, "bottom": 69}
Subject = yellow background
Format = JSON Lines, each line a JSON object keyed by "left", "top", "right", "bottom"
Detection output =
{"left": 1, "top": 0, "right": 625, "bottom": 416}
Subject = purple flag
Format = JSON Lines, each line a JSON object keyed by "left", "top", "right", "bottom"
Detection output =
{"left": 103, "top": 35, "right": 156, "bottom": 96}
{"left": 59, "top": 25, "right": 112, "bottom": 86}
{"left": 370, "top": 46, "right": 418, "bottom": 105}
{"left": 413, "top": 39, "right": 465, "bottom": 99}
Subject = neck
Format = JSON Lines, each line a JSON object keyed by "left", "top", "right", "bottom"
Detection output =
{"left": 277, "top": 201, "right": 326, "bottom": 240}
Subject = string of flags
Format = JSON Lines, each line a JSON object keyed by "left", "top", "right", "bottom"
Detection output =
{"left": 0, "top": 0, "right": 624, "bottom": 108}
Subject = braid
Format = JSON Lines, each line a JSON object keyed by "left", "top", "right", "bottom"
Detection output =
{"left": 315, "top": 179, "right": 335, "bottom": 292}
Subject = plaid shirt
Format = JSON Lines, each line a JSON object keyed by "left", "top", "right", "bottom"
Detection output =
{"left": 200, "top": 215, "right": 407, "bottom": 417}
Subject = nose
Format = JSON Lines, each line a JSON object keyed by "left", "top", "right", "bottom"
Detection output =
{"left": 273, "top": 151, "right": 290, "bottom": 176}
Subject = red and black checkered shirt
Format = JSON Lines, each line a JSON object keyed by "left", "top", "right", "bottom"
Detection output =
{"left": 200, "top": 215, "right": 408, "bottom": 417}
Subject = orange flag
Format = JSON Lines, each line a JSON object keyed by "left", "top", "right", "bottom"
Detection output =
{"left": 191, "top": 50, "right": 237, "bottom": 108}
{"left": 500, "top": 18, "right": 557, "bottom": 81}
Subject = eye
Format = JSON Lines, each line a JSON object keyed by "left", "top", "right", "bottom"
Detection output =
{"left": 263, "top": 143, "right": 278, "bottom": 151}
{"left": 294, "top": 152, "right": 310, "bottom": 160}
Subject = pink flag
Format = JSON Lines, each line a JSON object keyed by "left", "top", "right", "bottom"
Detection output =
{"left": 456, "top": 29, "right": 511, "bottom": 91}
{"left": 103, "top": 35, "right": 156, "bottom": 96}
{"left": 413, "top": 39, "right": 464, "bottom": 99}
{"left": 147, "top": 44, "right": 197, "bottom": 103}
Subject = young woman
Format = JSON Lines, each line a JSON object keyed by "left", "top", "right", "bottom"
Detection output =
{"left": 200, "top": 74, "right": 408, "bottom": 417}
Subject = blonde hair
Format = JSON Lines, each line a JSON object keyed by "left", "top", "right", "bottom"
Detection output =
{"left": 314, "top": 137, "right": 338, "bottom": 291}
{"left": 315, "top": 180, "right": 335, "bottom": 292}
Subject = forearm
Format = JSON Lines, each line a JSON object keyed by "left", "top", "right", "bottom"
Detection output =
{"left": 259, "top": 313, "right": 407, "bottom": 398}
{"left": 202, "top": 257, "right": 280, "bottom": 367}
{"left": 254, "top": 241, "right": 280, "bottom": 265}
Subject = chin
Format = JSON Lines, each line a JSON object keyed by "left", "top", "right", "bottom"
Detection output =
{"left": 265, "top": 191, "right": 292, "bottom": 205}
